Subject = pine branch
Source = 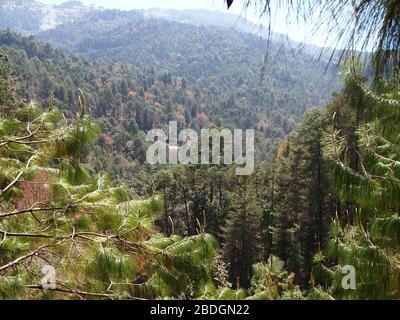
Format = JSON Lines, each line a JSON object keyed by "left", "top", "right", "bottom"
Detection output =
{"left": 0, "top": 205, "right": 77, "bottom": 219}
{"left": 0, "top": 155, "right": 35, "bottom": 196}
{"left": 0, "top": 245, "right": 48, "bottom": 272}
{"left": 0, "top": 229, "right": 145, "bottom": 251}
{"left": 0, "top": 122, "right": 45, "bottom": 148}
{"left": 0, "top": 139, "right": 50, "bottom": 146}
{"left": 0, "top": 230, "right": 55, "bottom": 239}
{"left": 347, "top": 66, "right": 400, "bottom": 106}
{"left": 27, "top": 284, "right": 115, "bottom": 300}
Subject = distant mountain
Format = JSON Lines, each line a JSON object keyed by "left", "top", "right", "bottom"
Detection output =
{"left": 0, "top": 1, "right": 267, "bottom": 36}
{"left": 141, "top": 8, "right": 296, "bottom": 45}
{"left": 0, "top": 0, "right": 340, "bottom": 62}
{"left": 141, "top": 8, "right": 341, "bottom": 60}
{"left": 0, "top": 1, "right": 342, "bottom": 177}
{"left": 0, "top": 1, "right": 341, "bottom": 134}
{"left": 142, "top": 8, "right": 266, "bottom": 35}
{"left": 0, "top": 0, "right": 101, "bottom": 33}
{"left": 36, "top": 9, "right": 339, "bottom": 110}
{"left": 0, "top": 1, "right": 333, "bottom": 56}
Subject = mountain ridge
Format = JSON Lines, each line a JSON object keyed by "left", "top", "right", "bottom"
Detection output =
{"left": 0, "top": 2, "right": 341, "bottom": 185}
{"left": 0, "top": 0, "right": 334, "bottom": 56}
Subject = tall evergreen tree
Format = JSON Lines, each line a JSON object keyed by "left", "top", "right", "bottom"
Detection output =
{"left": 316, "top": 65, "right": 400, "bottom": 299}
{"left": 270, "top": 107, "right": 337, "bottom": 287}
{"left": 0, "top": 53, "right": 14, "bottom": 108}
{"left": 222, "top": 176, "right": 262, "bottom": 289}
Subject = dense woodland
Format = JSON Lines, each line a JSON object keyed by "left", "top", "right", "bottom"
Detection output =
{"left": 0, "top": 22, "right": 337, "bottom": 190}
{"left": 0, "top": 0, "right": 400, "bottom": 300}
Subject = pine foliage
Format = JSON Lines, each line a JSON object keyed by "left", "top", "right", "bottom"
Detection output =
{"left": 0, "top": 61, "right": 217, "bottom": 300}
{"left": 318, "top": 65, "right": 400, "bottom": 299}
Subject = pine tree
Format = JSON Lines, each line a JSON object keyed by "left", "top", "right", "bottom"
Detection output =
{"left": 0, "top": 62, "right": 217, "bottom": 300}
{"left": 271, "top": 140, "right": 304, "bottom": 282}
{"left": 0, "top": 53, "right": 14, "bottom": 108}
{"left": 222, "top": 176, "right": 262, "bottom": 289}
{"left": 316, "top": 64, "right": 400, "bottom": 299}
{"left": 249, "top": 255, "right": 304, "bottom": 300}
{"left": 270, "top": 108, "right": 337, "bottom": 287}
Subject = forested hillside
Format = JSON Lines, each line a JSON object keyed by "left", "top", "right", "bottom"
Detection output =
{"left": 0, "top": 54, "right": 334, "bottom": 300}
{"left": 38, "top": 10, "right": 338, "bottom": 114}
{"left": 0, "top": 57, "right": 220, "bottom": 299}
{"left": 0, "top": 11, "right": 339, "bottom": 185}
{"left": 1, "top": 0, "right": 399, "bottom": 301}
{"left": 0, "top": 0, "right": 97, "bottom": 33}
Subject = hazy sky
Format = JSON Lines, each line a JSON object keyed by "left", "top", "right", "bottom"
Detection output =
{"left": 37, "top": 0, "right": 342, "bottom": 48}
{"left": 39, "top": 0, "right": 244, "bottom": 13}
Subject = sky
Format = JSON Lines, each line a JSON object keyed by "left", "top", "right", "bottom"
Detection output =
{"left": 39, "top": 0, "right": 240, "bottom": 12}
{"left": 37, "top": 0, "right": 346, "bottom": 48}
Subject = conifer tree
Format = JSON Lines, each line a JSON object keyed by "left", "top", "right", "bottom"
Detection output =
{"left": 270, "top": 107, "right": 337, "bottom": 287}
{"left": 0, "top": 53, "right": 14, "bottom": 108}
{"left": 222, "top": 176, "right": 262, "bottom": 289}
{"left": 271, "top": 140, "right": 304, "bottom": 282}
{"left": 0, "top": 58, "right": 217, "bottom": 300}
{"left": 316, "top": 65, "right": 400, "bottom": 299}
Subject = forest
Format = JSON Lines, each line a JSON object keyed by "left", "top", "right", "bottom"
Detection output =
{"left": 0, "top": 0, "right": 400, "bottom": 301}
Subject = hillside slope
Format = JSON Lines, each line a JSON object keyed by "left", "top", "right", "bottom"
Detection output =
{"left": 38, "top": 10, "right": 339, "bottom": 113}
{"left": 0, "top": 6, "right": 341, "bottom": 189}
